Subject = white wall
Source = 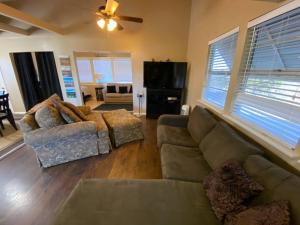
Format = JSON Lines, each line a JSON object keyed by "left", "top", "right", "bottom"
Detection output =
{"left": 0, "top": 0, "right": 191, "bottom": 113}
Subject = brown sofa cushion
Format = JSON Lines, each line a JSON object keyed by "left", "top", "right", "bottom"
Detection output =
{"left": 77, "top": 106, "right": 91, "bottom": 115}
{"left": 27, "top": 94, "right": 61, "bottom": 114}
{"left": 203, "top": 160, "right": 264, "bottom": 221}
{"left": 19, "top": 113, "right": 39, "bottom": 133}
{"left": 187, "top": 106, "right": 217, "bottom": 144}
{"left": 224, "top": 201, "right": 290, "bottom": 225}
{"left": 157, "top": 125, "right": 198, "bottom": 148}
{"left": 35, "top": 106, "right": 65, "bottom": 129}
{"left": 52, "top": 100, "right": 82, "bottom": 124}
{"left": 51, "top": 179, "right": 220, "bottom": 225}
{"left": 62, "top": 101, "right": 88, "bottom": 121}
{"left": 86, "top": 111, "right": 109, "bottom": 133}
{"left": 160, "top": 144, "right": 211, "bottom": 182}
{"left": 200, "top": 123, "right": 263, "bottom": 169}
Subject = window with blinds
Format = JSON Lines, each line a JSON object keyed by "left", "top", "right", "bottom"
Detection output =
{"left": 203, "top": 31, "right": 238, "bottom": 108}
{"left": 232, "top": 7, "right": 300, "bottom": 149}
{"left": 93, "top": 58, "right": 113, "bottom": 83}
{"left": 76, "top": 57, "right": 133, "bottom": 84}
{"left": 113, "top": 58, "right": 133, "bottom": 82}
{"left": 77, "top": 59, "right": 93, "bottom": 83}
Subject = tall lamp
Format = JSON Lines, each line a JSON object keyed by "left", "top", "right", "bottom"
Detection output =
{"left": 137, "top": 91, "right": 144, "bottom": 117}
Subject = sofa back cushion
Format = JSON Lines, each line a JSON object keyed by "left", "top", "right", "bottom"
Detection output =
{"left": 243, "top": 155, "right": 300, "bottom": 225}
{"left": 62, "top": 101, "right": 88, "bottom": 121}
{"left": 52, "top": 100, "right": 82, "bottom": 124}
{"left": 35, "top": 105, "right": 65, "bottom": 129}
{"left": 200, "top": 122, "right": 263, "bottom": 169}
{"left": 27, "top": 93, "right": 61, "bottom": 114}
{"left": 187, "top": 106, "right": 217, "bottom": 144}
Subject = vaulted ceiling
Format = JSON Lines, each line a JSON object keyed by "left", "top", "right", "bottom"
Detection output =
{"left": 0, "top": 0, "right": 146, "bottom": 35}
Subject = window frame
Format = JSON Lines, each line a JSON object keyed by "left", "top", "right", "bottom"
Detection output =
{"left": 202, "top": 27, "right": 239, "bottom": 109}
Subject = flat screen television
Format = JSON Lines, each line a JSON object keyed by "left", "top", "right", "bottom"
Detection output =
{"left": 143, "top": 61, "right": 187, "bottom": 89}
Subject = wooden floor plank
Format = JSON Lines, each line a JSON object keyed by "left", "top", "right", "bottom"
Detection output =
{"left": 0, "top": 118, "right": 161, "bottom": 225}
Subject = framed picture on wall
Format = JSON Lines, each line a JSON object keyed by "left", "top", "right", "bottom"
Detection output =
{"left": 59, "top": 56, "right": 77, "bottom": 98}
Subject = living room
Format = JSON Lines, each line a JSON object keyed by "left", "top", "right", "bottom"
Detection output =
{"left": 0, "top": 0, "right": 299, "bottom": 225}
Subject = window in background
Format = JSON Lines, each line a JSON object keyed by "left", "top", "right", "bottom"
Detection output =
{"left": 76, "top": 56, "right": 133, "bottom": 84}
{"left": 113, "top": 58, "right": 133, "bottom": 82}
{"left": 203, "top": 29, "right": 239, "bottom": 108}
{"left": 93, "top": 58, "right": 113, "bottom": 83}
{"left": 77, "top": 59, "right": 93, "bottom": 83}
{"left": 232, "top": 7, "right": 300, "bottom": 149}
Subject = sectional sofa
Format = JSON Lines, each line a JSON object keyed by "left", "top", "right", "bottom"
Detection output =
{"left": 51, "top": 106, "right": 300, "bottom": 225}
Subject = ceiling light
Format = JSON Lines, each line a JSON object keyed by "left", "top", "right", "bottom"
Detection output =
{"left": 97, "top": 18, "right": 106, "bottom": 29}
{"left": 107, "top": 19, "right": 117, "bottom": 31}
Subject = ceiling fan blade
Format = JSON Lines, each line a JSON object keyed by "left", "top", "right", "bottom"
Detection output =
{"left": 105, "top": 0, "right": 119, "bottom": 15}
{"left": 98, "top": 5, "right": 105, "bottom": 11}
{"left": 117, "top": 23, "right": 124, "bottom": 31}
{"left": 96, "top": 11, "right": 109, "bottom": 19}
{"left": 113, "top": 15, "right": 143, "bottom": 23}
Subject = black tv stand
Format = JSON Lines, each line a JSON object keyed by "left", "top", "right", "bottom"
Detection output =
{"left": 146, "top": 88, "right": 184, "bottom": 119}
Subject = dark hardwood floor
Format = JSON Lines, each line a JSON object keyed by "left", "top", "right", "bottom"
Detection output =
{"left": 0, "top": 118, "right": 162, "bottom": 225}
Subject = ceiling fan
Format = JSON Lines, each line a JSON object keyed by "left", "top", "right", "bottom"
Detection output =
{"left": 96, "top": 0, "right": 143, "bottom": 31}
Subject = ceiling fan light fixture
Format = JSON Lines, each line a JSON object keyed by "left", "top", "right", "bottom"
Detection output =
{"left": 107, "top": 19, "right": 117, "bottom": 31}
{"left": 97, "top": 18, "right": 106, "bottom": 29}
{"left": 96, "top": 0, "right": 143, "bottom": 32}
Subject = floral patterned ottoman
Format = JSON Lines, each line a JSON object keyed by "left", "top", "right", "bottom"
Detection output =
{"left": 102, "top": 109, "right": 144, "bottom": 147}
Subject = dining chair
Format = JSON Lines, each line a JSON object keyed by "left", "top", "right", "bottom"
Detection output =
{"left": 0, "top": 93, "right": 17, "bottom": 137}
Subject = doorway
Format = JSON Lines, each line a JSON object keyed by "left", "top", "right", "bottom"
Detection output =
{"left": 74, "top": 52, "right": 133, "bottom": 111}
{"left": 12, "top": 52, "right": 63, "bottom": 111}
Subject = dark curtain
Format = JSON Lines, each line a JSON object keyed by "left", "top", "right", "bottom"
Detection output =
{"left": 13, "top": 52, "right": 42, "bottom": 110}
{"left": 35, "top": 52, "right": 63, "bottom": 100}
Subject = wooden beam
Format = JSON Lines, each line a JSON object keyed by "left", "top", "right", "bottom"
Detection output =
{"left": 0, "top": 22, "right": 29, "bottom": 35}
{"left": 0, "top": 3, "right": 64, "bottom": 35}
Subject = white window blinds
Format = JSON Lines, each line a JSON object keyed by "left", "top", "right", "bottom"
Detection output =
{"left": 232, "top": 7, "right": 300, "bottom": 149}
{"left": 93, "top": 58, "right": 113, "bottom": 83}
{"left": 113, "top": 58, "right": 133, "bottom": 82}
{"left": 203, "top": 31, "right": 238, "bottom": 108}
{"left": 77, "top": 59, "right": 93, "bottom": 83}
{"left": 76, "top": 57, "right": 133, "bottom": 84}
